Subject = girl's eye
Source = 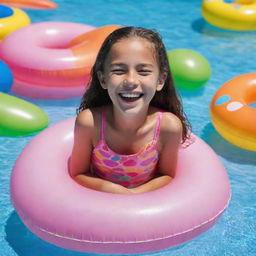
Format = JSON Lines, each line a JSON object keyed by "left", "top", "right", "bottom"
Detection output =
{"left": 138, "top": 70, "right": 152, "bottom": 75}
{"left": 111, "top": 69, "right": 125, "bottom": 74}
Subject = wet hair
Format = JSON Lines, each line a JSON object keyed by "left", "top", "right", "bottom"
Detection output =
{"left": 77, "top": 26, "right": 191, "bottom": 142}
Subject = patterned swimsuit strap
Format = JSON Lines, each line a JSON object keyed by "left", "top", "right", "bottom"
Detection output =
{"left": 101, "top": 110, "right": 163, "bottom": 142}
{"left": 153, "top": 111, "right": 163, "bottom": 143}
{"left": 101, "top": 109, "right": 107, "bottom": 140}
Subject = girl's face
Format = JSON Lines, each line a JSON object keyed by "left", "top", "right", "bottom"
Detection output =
{"left": 98, "top": 37, "right": 166, "bottom": 116}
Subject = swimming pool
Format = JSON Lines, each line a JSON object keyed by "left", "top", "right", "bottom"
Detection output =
{"left": 1, "top": 0, "right": 255, "bottom": 255}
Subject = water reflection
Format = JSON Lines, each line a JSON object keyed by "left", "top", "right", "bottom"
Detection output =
{"left": 191, "top": 18, "right": 256, "bottom": 40}
{"left": 201, "top": 123, "right": 256, "bottom": 165}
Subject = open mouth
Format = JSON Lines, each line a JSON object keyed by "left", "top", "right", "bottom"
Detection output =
{"left": 119, "top": 93, "right": 144, "bottom": 102}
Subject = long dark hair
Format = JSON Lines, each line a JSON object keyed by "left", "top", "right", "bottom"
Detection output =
{"left": 77, "top": 26, "right": 191, "bottom": 142}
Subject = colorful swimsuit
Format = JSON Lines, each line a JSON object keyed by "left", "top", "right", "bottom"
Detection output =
{"left": 91, "top": 111, "right": 163, "bottom": 188}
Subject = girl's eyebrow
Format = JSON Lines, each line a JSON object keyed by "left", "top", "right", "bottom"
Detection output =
{"left": 110, "top": 63, "right": 126, "bottom": 67}
{"left": 137, "top": 63, "right": 154, "bottom": 68}
{"left": 110, "top": 63, "right": 154, "bottom": 67}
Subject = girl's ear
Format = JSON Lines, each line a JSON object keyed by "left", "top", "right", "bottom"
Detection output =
{"left": 156, "top": 72, "right": 167, "bottom": 91}
{"left": 97, "top": 71, "right": 107, "bottom": 89}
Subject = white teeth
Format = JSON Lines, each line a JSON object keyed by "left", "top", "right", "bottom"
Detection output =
{"left": 120, "top": 93, "right": 142, "bottom": 98}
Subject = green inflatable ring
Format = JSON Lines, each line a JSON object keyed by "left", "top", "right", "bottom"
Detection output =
{"left": 167, "top": 49, "right": 211, "bottom": 90}
{"left": 0, "top": 93, "right": 49, "bottom": 136}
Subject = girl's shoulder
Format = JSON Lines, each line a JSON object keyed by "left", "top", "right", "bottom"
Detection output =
{"left": 153, "top": 108, "right": 183, "bottom": 149}
{"left": 75, "top": 107, "right": 103, "bottom": 129}
{"left": 75, "top": 106, "right": 107, "bottom": 146}
{"left": 161, "top": 111, "right": 182, "bottom": 134}
{"left": 150, "top": 107, "right": 182, "bottom": 134}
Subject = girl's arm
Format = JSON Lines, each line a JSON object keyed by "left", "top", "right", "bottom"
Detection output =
{"left": 130, "top": 113, "right": 182, "bottom": 194}
{"left": 156, "top": 113, "right": 182, "bottom": 178}
{"left": 69, "top": 110, "right": 94, "bottom": 177}
{"left": 69, "top": 110, "right": 132, "bottom": 194}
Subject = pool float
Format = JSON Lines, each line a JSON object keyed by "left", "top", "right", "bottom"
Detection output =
{"left": 0, "top": 22, "right": 120, "bottom": 99}
{"left": 210, "top": 73, "right": 256, "bottom": 151}
{"left": 167, "top": 49, "right": 211, "bottom": 90}
{"left": 0, "top": 60, "right": 13, "bottom": 92}
{"left": 0, "top": 0, "right": 57, "bottom": 9}
{"left": 0, "top": 5, "right": 30, "bottom": 41}
{"left": 0, "top": 92, "right": 49, "bottom": 136}
{"left": 202, "top": 0, "right": 256, "bottom": 31}
{"left": 11, "top": 117, "right": 231, "bottom": 254}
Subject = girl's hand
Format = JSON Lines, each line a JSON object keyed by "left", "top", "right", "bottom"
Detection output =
{"left": 101, "top": 181, "right": 134, "bottom": 194}
{"left": 128, "top": 175, "right": 172, "bottom": 194}
{"left": 74, "top": 174, "right": 134, "bottom": 194}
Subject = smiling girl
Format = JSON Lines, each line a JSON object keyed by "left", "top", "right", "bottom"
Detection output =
{"left": 69, "top": 26, "right": 191, "bottom": 194}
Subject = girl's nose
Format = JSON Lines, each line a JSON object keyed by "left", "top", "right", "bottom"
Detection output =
{"left": 123, "top": 72, "right": 139, "bottom": 88}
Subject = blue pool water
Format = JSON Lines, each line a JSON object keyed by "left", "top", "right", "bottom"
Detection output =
{"left": 1, "top": 0, "right": 256, "bottom": 255}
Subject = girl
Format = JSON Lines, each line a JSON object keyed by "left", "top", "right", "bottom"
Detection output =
{"left": 69, "top": 26, "right": 191, "bottom": 194}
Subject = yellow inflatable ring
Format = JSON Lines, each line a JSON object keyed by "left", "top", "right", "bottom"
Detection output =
{"left": 0, "top": 5, "right": 30, "bottom": 41}
{"left": 202, "top": 0, "right": 256, "bottom": 31}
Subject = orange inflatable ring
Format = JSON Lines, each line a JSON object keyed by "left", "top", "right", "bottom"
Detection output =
{"left": 210, "top": 73, "right": 256, "bottom": 151}
{"left": 0, "top": 0, "right": 57, "bottom": 9}
{"left": 68, "top": 25, "right": 122, "bottom": 82}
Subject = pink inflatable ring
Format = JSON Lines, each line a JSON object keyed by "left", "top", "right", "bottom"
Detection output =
{"left": 0, "top": 22, "right": 120, "bottom": 99}
{"left": 0, "top": 22, "right": 94, "bottom": 99}
{"left": 10, "top": 117, "right": 231, "bottom": 254}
